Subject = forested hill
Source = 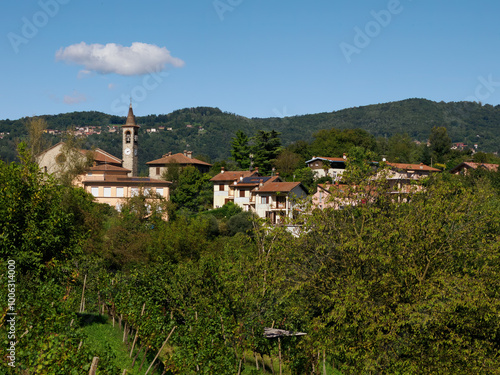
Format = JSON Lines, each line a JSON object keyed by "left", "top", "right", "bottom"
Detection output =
{"left": 1, "top": 98, "right": 500, "bottom": 164}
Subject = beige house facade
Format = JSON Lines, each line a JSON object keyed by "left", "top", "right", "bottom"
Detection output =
{"left": 37, "top": 104, "right": 172, "bottom": 214}
{"left": 210, "top": 169, "right": 308, "bottom": 223}
{"left": 306, "top": 156, "right": 347, "bottom": 180}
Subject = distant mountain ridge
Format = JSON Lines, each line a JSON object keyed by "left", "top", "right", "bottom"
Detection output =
{"left": 1, "top": 99, "right": 499, "bottom": 166}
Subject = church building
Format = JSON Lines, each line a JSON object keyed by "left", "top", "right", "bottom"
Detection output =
{"left": 37, "top": 104, "right": 172, "bottom": 214}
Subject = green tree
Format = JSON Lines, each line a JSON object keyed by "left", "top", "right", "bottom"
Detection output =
{"left": 252, "top": 130, "right": 281, "bottom": 174}
{"left": 171, "top": 166, "right": 213, "bottom": 213}
{"left": 310, "top": 128, "right": 376, "bottom": 158}
{"left": 274, "top": 149, "right": 303, "bottom": 178}
{"left": 0, "top": 143, "right": 89, "bottom": 273}
{"left": 429, "top": 126, "right": 452, "bottom": 163}
{"left": 230, "top": 130, "right": 251, "bottom": 170}
{"left": 24, "top": 116, "right": 49, "bottom": 162}
{"left": 276, "top": 174, "right": 500, "bottom": 373}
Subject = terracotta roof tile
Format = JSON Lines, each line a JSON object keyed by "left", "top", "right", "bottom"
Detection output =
{"left": 254, "top": 181, "right": 304, "bottom": 193}
{"left": 385, "top": 162, "right": 440, "bottom": 172}
{"left": 147, "top": 153, "right": 212, "bottom": 166}
{"left": 210, "top": 170, "right": 258, "bottom": 182}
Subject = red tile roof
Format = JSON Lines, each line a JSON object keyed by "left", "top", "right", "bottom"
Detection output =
{"left": 385, "top": 162, "right": 440, "bottom": 172}
{"left": 457, "top": 162, "right": 498, "bottom": 172}
{"left": 89, "top": 164, "right": 130, "bottom": 173}
{"left": 254, "top": 181, "right": 304, "bottom": 193}
{"left": 147, "top": 153, "right": 212, "bottom": 166}
{"left": 81, "top": 148, "right": 122, "bottom": 165}
{"left": 210, "top": 170, "right": 258, "bottom": 182}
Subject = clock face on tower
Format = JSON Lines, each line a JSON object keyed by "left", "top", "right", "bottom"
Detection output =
{"left": 124, "top": 148, "right": 131, "bottom": 155}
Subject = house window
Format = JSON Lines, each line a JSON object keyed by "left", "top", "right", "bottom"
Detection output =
{"left": 156, "top": 188, "right": 164, "bottom": 197}
{"left": 239, "top": 190, "right": 245, "bottom": 198}
{"left": 103, "top": 187, "right": 111, "bottom": 197}
{"left": 261, "top": 196, "right": 268, "bottom": 204}
{"left": 125, "top": 131, "right": 131, "bottom": 143}
{"left": 116, "top": 187, "right": 124, "bottom": 197}
{"left": 219, "top": 184, "right": 224, "bottom": 191}
{"left": 277, "top": 195, "right": 286, "bottom": 208}
{"left": 91, "top": 187, "right": 99, "bottom": 197}
{"left": 156, "top": 167, "right": 160, "bottom": 175}
{"left": 131, "top": 187, "right": 139, "bottom": 196}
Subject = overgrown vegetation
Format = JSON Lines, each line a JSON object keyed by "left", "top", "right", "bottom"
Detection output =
{"left": 2, "top": 138, "right": 500, "bottom": 373}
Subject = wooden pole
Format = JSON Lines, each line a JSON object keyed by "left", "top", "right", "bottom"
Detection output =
{"left": 323, "top": 349, "right": 326, "bottom": 375}
{"left": 145, "top": 326, "right": 177, "bottom": 375}
{"left": 130, "top": 329, "right": 139, "bottom": 358}
{"left": 139, "top": 346, "right": 149, "bottom": 372}
{"left": 89, "top": 357, "right": 99, "bottom": 375}
{"left": 80, "top": 274, "right": 87, "bottom": 313}
{"left": 131, "top": 343, "right": 143, "bottom": 368}
{"left": 123, "top": 322, "right": 127, "bottom": 342}
{"left": 237, "top": 358, "right": 243, "bottom": 375}
{"left": 278, "top": 338, "right": 282, "bottom": 375}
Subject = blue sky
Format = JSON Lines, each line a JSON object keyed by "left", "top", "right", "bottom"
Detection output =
{"left": 2, "top": 0, "right": 500, "bottom": 121}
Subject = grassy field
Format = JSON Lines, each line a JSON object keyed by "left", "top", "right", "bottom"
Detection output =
{"left": 78, "top": 313, "right": 162, "bottom": 375}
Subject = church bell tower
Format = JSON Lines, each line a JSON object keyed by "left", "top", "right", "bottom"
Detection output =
{"left": 122, "top": 103, "right": 139, "bottom": 177}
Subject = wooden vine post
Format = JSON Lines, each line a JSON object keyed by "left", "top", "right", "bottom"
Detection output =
{"left": 144, "top": 326, "right": 177, "bottom": 375}
{"left": 88, "top": 357, "right": 99, "bottom": 375}
{"left": 79, "top": 274, "right": 87, "bottom": 313}
{"left": 263, "top": 327, "right": 307, "bottom": 375}
{"left": 130, "top": 302, "right": 146, "bottom": 358}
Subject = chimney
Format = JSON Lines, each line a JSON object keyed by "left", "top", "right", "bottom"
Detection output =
{"left": 343, "top": 153, "right": 347, "bottom": 160}
{"left": 221, "top": 167, "right": 225, "bottom": 174}
{"left": 382, "top": 157, "right": 386, "bottom": 162}
{"left": 183, "top": 150, "right": 187, "bottom": 157}
{"left": 254, "top": 167, "right": 259, "bottom": 173}
{"left": 276, "top": 172, "right": 280, "bottom": 176}
{"left": 240, "top": 174, "right": 243, "bottom": 181}
{"left": 187, "top": 151, "right": 193, "bottom": 159}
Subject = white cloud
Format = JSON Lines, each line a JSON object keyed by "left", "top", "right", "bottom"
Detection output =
{"left": 56, "top": 42, "right": 185, "bottom": 76}
{"left": 64, "top": 90, "right": 87, "bottom": 105}
{"left": 77, "top": 69, "right": 93, "bottom": 79}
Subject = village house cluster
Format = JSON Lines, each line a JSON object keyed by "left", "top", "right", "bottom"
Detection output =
{"left": 37, "top": 104, "right": 499, "bottom": 223}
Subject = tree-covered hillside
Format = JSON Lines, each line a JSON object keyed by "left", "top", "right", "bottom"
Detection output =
{"left": 1, "top": 99, "right": 499, "bottom": 166}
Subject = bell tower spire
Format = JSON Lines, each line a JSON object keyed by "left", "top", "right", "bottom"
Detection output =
{"left": 122, "top": 103, "right": 139, "bottom": 177}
